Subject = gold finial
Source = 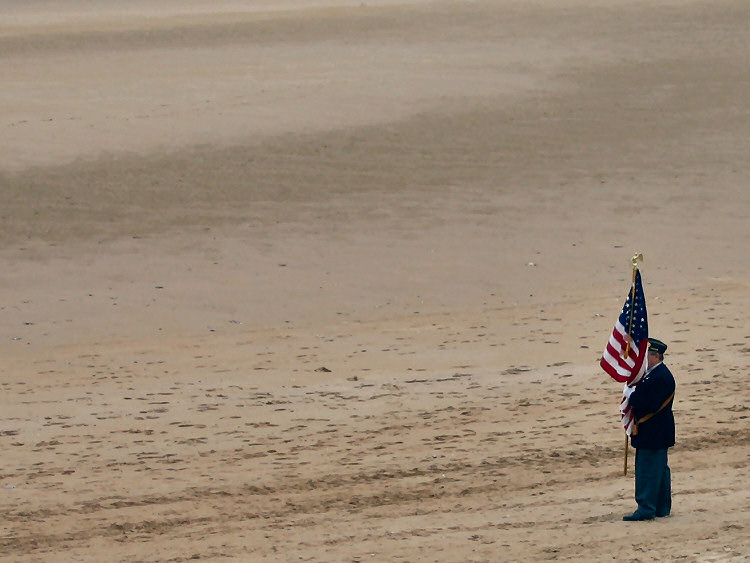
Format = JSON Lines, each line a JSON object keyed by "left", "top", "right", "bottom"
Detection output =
{"left": 631, "top": 252, "right": 643, "bottom": 269}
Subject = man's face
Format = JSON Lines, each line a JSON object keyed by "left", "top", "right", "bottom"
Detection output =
{"left": 647, "top": 350, "right": 660, "bottom": 369}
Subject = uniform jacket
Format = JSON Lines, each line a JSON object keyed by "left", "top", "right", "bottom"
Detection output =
{"left": 629, "top": 362, "right": 676, "bottom": 450}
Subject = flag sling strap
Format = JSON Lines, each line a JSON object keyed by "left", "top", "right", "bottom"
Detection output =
{"left": 631, "top": 392, "right": 674, "bottom": 436}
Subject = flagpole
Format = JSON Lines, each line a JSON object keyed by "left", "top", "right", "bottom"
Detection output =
{"left": 623, "top": 253, "right": 643, "bottom": 358}
{"left": 624, "top": 434, "right": 629, "bottom": 476}
{"left": 623, "top": 252, "right": 643, "bottom": 476}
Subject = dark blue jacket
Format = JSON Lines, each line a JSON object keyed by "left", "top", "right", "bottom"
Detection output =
{"left": 629, "top": 362, "right": 676, "bottom": 450}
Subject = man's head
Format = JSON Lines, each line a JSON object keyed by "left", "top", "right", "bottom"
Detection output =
{"left": 647, "top": 338, "right": 667, "bottom": 369}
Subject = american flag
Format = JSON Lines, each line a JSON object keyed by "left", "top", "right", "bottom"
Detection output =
{"left": 600, "top": 269, "right": 648, "bottom": 434}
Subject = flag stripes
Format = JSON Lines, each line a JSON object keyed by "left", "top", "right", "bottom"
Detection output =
{"left": 601, "top": 319, "right": 648, "bottom": 383}
{"left": 599, "top": 269, "right": 648, "bottom": 435}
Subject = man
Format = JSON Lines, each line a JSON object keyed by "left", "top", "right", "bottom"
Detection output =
{"left": 622, "top": 337, "right": 676, "bottom": 521}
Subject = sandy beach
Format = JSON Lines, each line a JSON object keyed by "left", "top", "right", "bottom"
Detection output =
{"left": 2, "top": 0, "right": 749, "bottom": 560}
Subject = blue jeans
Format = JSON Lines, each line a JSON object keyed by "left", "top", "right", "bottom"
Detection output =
{"left": 634, "top": 448, "right": 671, "bottom": 518}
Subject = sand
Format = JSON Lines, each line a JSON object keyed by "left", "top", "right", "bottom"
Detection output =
{"left": 1, "top": 0, "right": 749, "bottom": 560}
